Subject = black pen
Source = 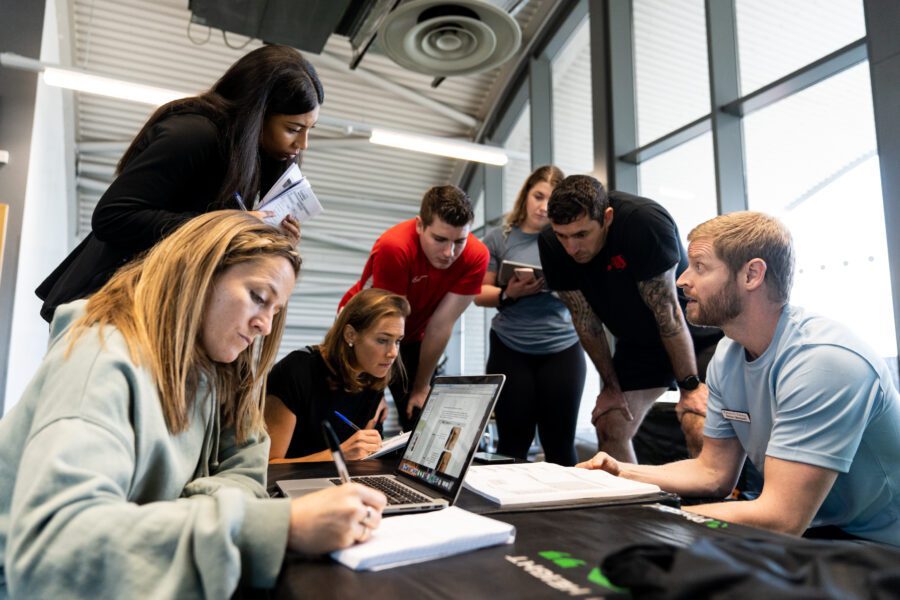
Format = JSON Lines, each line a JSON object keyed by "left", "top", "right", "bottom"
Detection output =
{"left": 322, "top": 420, "right": 352, "bottom": 484}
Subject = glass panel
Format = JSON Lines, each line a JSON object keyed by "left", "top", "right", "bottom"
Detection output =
{"left": 503, "top": 103, "right": 532, "bottom": 216}
{"left": 736, "top": 0, "right": 865, "bottom": 95}
{"left": 744, "top": 62, "right": 896, "bottom": 359}
{"left": 638, "top": 132, "right": 717, "bottom": 245}
{"left": 633, "top": 0, "right": 710, "bottom": 145}
{"left": 552, "top": 16, "right": 593, "bottom": 177}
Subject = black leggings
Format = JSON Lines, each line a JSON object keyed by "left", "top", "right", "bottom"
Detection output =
{"left": 486, "top": 331, "right": 586, "bottom": 466}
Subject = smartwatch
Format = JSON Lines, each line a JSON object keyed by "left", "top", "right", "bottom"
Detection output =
{"left": 677, "top": 374, "right": 701, "bottom": 391}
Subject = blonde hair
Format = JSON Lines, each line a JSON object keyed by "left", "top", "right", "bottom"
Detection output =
{"left": 67, "top": 210, "right": 301, "bottom": 442}
{"left": 504, "top": 165, "right": 565, "bottom": 234}
{"left": 688, "top": 211, "right": 794, "bottom": 304}
{"left": 320, "top": 288, "right": 411, "bottom": 394}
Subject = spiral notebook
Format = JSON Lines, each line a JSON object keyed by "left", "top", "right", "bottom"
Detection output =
{"left": 331, "top": 506, "right": 515, "bottom": 571}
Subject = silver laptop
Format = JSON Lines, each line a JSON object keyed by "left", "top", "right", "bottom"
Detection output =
{"left": 276, "top": 374, "right": 505, "bottom": 514}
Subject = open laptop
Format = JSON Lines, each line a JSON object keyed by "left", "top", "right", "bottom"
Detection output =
{"left": 276, "top": 374, "right": 505, "bottom": 514}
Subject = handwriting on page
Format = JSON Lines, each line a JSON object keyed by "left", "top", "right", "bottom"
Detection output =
{"left": 261, "top": 177, "right": 323, "bottom": 226}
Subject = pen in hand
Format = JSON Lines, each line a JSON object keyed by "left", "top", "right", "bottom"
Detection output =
{"left": 322, "top": 420, "right": 352, "bottom": 484}
{"left": 334, "top": 410, "right": 361, "bottom": 432}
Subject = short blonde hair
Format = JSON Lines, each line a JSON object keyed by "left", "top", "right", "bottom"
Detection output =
{"left": 688, "top": 211, "right": 794, "bottom": 304}
{"left": 68, "top": 210, "right": 301, "bottom": 442}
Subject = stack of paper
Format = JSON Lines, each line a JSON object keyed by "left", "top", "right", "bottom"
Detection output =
{"left": 463, "top": 461, "right": 662, "bottom": 508}
{"left": 257, "top": 163, "right": 323, "bottom": 226}
{"left": 331, "top": 507, "right": 515, "bottom": 571}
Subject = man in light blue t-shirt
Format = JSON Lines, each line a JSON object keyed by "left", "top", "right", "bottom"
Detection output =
{"left": 577, "top": 211, "right": 900, "bottom": 546}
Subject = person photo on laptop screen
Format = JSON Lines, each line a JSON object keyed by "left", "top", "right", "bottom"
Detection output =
{"left": 265, "top": 288, "right": 410, "bottom": 462}
{"left": 0, "top": 212, "right": 387, "bottom": 599}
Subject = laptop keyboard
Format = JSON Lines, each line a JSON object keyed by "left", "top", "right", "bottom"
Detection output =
{"left": 331, "top": 475, "right": 434, "bottom": 505}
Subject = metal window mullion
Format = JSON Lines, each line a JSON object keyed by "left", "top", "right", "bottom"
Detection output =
{"left": 529, "top": 56, "right": 554, "bottom": 169}
{"left": 705, "top": 0, "right": 747, "bottom": 215}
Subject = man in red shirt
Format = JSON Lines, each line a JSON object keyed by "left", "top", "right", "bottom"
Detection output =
{"left": 341, "top": 185, "right": 489, "bottom": 430}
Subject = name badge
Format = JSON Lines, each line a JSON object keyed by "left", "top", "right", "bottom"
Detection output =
{"left": 722, "top": 409, "right": 751, "bottom": 423}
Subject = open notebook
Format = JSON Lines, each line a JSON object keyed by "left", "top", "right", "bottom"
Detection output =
{"left": 277, "top": 375, "right": 505, "bottom": 514}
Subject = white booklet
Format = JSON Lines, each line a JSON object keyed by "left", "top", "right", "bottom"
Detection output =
{"left": 257, "top": 163, "right": 323, "bottom": 226}
{"left": 331, "top": 506, "right": 515, "bottom": 571}
{"left": 364, "top": 431, "right": 411, "bottom": 460}
{"left": 463, "top": 461, "right": 662, "bottom": 508}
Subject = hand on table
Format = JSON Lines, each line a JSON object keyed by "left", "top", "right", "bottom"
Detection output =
{"left": 576, "top": 452, "right": 621, "bottom": 476}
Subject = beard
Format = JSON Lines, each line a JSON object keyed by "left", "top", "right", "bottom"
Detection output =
{"left": 688, "top": 279, "right": 742, "bottom": 327}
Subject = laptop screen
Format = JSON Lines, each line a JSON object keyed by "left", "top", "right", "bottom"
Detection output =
{"left": 396, "top": 375, "right": 504, "bottom": 501}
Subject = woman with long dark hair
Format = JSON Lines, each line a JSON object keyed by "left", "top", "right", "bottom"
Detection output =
{"left": 36, "top": 44, "right": 323, "bottom": 322}
{"left": 475, "top": 165, "right": 586, "bottom": 465}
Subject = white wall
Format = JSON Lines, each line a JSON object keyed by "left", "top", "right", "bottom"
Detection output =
{"left": 3, "top": 0, "right": 71, "bottom": 412}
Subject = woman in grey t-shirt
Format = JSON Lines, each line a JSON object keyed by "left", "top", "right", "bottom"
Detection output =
{"left": 475, "top": 166, "right": 586, "bottom": 465}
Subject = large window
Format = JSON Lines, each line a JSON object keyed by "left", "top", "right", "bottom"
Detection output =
{"left": 633, "top": 0, "right": 709, "bottom": 145}
{"left": 744, "top": 62, "right": 895, "bottom": 356}
{"left": 736, "top": 0, "right": 866, "bottom": 94}
{"left": 638, "top": 132, "right": 717, "bottom": 243}
{"left": 552, "top": 17, "right": 593, "bottom": 177}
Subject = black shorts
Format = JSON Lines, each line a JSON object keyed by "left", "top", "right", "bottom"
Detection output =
{"left": 612, "top": 331, "right": 722, "bottom": 392}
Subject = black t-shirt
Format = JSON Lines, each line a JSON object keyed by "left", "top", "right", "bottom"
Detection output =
{"left": 539, "top": 191, "right": 689, "bottom": 345}
{"left": 266, "top": 346, "right": 383, "bottom": 458}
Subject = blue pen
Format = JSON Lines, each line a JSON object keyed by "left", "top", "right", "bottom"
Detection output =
{"left": 233, "top": 192, "right": 248, "bottom": 211}
{"left": 334, "top": 410, "right": 361, "bottom": 432}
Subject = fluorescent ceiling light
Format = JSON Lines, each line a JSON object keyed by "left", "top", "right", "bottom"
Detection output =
{"left": 2, "top": 52, "right": 508, "bottom": 166}
{"left": 370, "top": 129, "right": 509, "bottom": 166}
{"left": 42, "top": 67, "right": 187, "bottom": 106}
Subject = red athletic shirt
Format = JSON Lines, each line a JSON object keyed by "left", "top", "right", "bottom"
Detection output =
{"left": 340, "top": 218, "right": 489, "bottom": 342}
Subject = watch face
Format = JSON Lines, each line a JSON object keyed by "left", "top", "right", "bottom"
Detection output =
{"left": 680, "top": 375, "right": 701, "bottom": 390}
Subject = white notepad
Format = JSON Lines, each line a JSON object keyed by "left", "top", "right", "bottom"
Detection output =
{"left": 330, "top": 506, "right": 515, "bottom": 571}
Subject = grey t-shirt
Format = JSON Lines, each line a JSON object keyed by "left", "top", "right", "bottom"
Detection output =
{"left": 483, "top": 226, "right": 579, "bottom": 354}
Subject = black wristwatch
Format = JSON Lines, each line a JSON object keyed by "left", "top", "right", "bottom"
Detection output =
{"left": 498, "top": 288, "right": 516, "bottom": 308}
{"left": 677, "top": 374, "right": 701, "bottom": 391}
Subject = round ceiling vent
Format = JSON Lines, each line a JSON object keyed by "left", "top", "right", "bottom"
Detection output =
{"left": 379, "top": 0, "right": 522, "bottom": 77}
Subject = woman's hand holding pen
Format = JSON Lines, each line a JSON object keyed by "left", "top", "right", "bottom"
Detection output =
{"left": 339, "top": 429, "right": 383, "bottom": 460}
{"left": 287, "top": 484, "right": 386, "bottom": 553}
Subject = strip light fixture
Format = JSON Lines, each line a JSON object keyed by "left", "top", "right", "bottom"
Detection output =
{"left": 0, "top": 52, "right": 509, "bottom": 166}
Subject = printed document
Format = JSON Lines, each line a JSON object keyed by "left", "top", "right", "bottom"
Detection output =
{"left": 463, "top": 461, "right": 662, "bottom": 508}
{"left": 257, "top": 163, "right": 323, "bottom": 226}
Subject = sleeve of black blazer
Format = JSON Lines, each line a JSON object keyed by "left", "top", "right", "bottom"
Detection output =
{"left": 91, "top": 113, "right": 227, "bottom": 250}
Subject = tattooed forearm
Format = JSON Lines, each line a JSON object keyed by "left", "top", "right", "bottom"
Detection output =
{"left": 559, "top": 290, "right": 619, "bottom": 386}
{"left": 637, "top": 265, "right": 684, "bottom": 338}
{"left": 559, "top": 290, "right": 605, "bottom": 337}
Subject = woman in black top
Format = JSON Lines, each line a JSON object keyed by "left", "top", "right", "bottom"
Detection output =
{"left": 36, "top": 44, "right": 323, "bottom": 322}
{"left": 265, "top": 289, "right": 411, "bottom": 462}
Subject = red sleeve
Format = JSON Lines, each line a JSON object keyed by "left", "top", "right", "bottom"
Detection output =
{"left": 370, "top": 236, "right": 412, "bottom": 296}
{"left": 450, "top": 236, "right": 489, "bottom": 295}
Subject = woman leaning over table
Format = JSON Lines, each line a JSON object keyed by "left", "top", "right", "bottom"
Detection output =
{"left": 475, "top": 165, "right": 586, "bottom": 466}
{"left": 0, "top": 211, "right": 386, "bottom": 599}
{"left": 266, "top": 288, "right": 410, "bottom": 462}
{"left": 36, "top": 43, "right": 322, "bottom": 322}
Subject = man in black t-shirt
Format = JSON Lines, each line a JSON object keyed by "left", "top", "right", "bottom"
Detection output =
{"left": 538, "top": 175, "right": 718, "bottom": 462}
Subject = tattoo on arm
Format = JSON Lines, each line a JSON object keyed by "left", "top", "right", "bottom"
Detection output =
{"left": 637, "top": 265, "right": 684, "bottom": 338}
{"left": 558, "top": 290, "right": 605, "bottom": 338}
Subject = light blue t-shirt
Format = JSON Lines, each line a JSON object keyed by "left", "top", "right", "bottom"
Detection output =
{"left": 705, "top": 305, "right": 900, "bottom": 546}
{"left": 482, "top": 226, "right": 579, "bottom": 354}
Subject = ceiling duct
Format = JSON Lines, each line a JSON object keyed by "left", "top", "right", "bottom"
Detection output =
{"left": 378, "top": 0, "right": 522, "bottom": 77}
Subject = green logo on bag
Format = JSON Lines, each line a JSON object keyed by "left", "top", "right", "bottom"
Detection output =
{"left": 539, "top": 551, "right": 586, "bottom": 568}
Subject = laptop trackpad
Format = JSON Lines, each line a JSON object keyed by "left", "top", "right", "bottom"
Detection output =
{"left": 277, "top": 478, "right": 336, "bottom": 498}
